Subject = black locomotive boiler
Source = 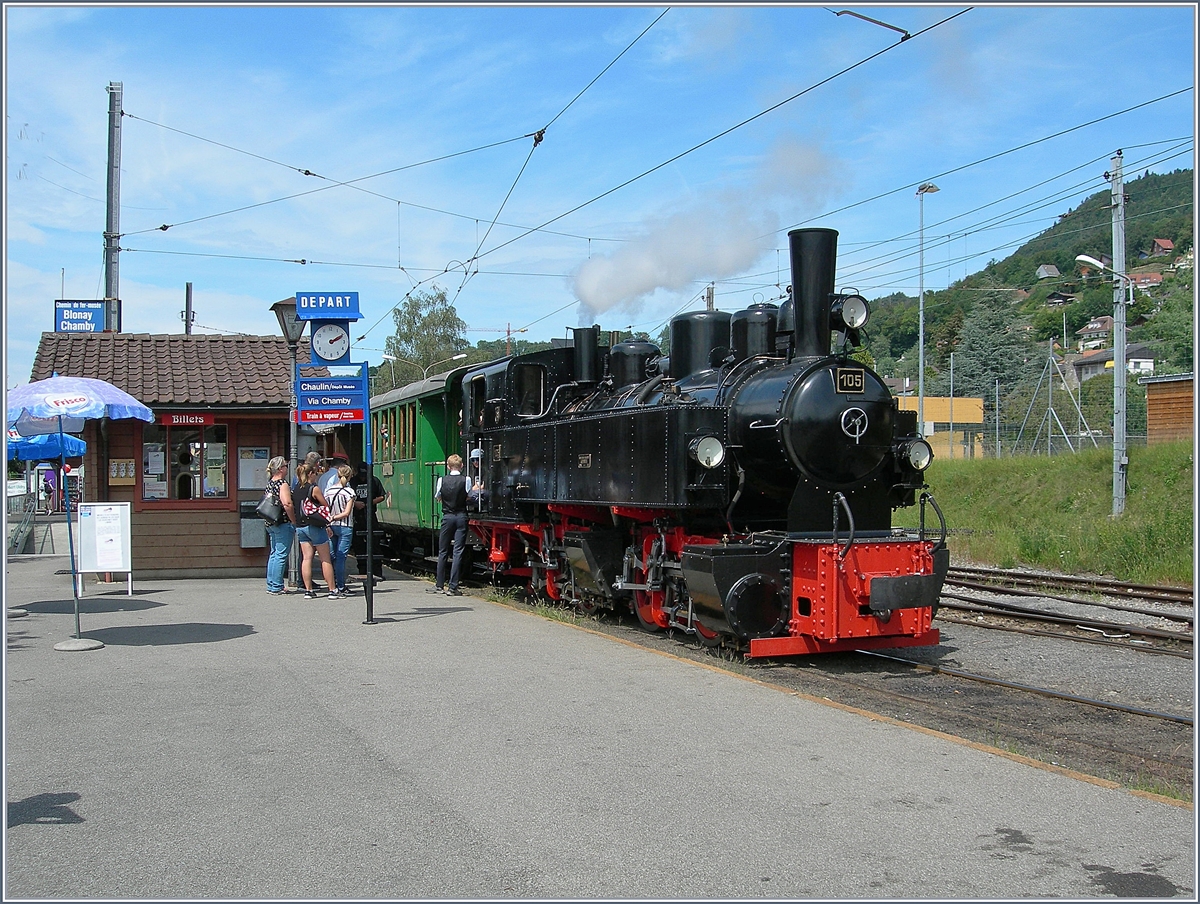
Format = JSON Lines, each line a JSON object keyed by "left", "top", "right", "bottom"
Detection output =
{"left": 455, "top": 227, "right": 948, "bottom": 655}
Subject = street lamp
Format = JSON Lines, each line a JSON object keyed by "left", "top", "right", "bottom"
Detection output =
{"left": 422, "top": 353, "right": 467, "bottom": 379}
{"left": 381, "top": 354, "right": 398, "bottom": 389}
{"left": 1076, "top": 253, "right": 1134, "bottom": 516}
{"left": 916, "top": 182, "right": 939, "bottom": 436}
{"left": 270, "top": 296, "right": 306, "bottom": 588}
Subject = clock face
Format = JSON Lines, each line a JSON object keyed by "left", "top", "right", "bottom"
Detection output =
{"left": 312, "top": 323, "right": 349, "bottom": 361}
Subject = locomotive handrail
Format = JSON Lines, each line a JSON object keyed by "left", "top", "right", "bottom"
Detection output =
{"left": 919, "top": 492, "right": 948, "bottom": 552}
{"left": 749, "top": 418, "right": 784, "bottom": 429}
{"left": 831, "top": 492, "right": 856, "bottom": 559}
{"left": 516, "top": 381, "right": 579, "bottom": 420}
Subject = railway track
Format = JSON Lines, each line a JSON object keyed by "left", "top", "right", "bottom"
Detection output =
{"left": 855, "top": 649, "right": 1193, "bottom": 726}
{"left": 947, "top": 565, "right": 1193, "bottom": 606}
{"left": 940, "top": 564, "right": 1193, "bottom": 657}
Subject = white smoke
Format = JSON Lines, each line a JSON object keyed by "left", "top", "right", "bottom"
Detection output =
{"left": 572, "top": 136, "right": 844, "bottom": 322}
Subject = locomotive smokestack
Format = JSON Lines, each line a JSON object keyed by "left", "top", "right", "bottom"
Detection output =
{"left": 788, "top": 228, "right": 838, "bottom": 359}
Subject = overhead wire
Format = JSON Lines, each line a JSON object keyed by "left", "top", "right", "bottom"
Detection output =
{"left": 449, "top": 7, "right": 671, "bottom": 303}
{"left": 771, "top": 85, "right": 1194, "bottom": 237}
{"left": 463, "top": 8, "right": 973, "bottom": 268}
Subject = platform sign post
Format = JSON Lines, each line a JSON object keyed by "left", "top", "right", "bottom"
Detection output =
{"left": 293, "top": 291, "right": 376, "bottom": 624}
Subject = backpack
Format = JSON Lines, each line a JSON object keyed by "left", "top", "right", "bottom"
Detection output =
{"left": 298, "top": 485, "right": 331, "bottom": 528}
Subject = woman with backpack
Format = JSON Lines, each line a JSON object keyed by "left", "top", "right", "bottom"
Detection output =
{"left": 263, "top": 456, "right": 298, "bottom": 595}
{"left": 294, "top": 462, "right": 338, "bottom": 600}
{"left": 325, "top": 463, "right": 357, "bottom": 596}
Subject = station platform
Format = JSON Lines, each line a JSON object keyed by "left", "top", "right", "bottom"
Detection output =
{"left": 4, "top": 554, "right": 1194, "bottom": 899}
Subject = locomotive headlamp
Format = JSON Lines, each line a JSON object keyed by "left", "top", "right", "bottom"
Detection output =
{"left": 689, "top": 436, "right": 726, "bottom": 468}
{"left": 831, "top": 294, "right": 870, "bottom": 331}
{"left": 903, "top": 439, "right": 934, "bottom": 471}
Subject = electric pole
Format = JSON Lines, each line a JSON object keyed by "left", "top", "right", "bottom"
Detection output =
{"left": 104, "top": 81, "right": 123, "bottom": 332}
{"left": 1109, "top": 151, "right": 1128, "bottom": 516}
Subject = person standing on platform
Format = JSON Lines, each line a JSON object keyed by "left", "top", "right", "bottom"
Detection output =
{"left": 325, "top": 463, "right": 357, "bottom": 595}
{"left": 263, "top": 457, "right": 297, "bottom": 595}
{"left": 294, "top": 463, "right": 338, "bottom": 599}
{"left": 350, "top": 462, "right": 386, "bottom": 583}
{"left": 430, "top": 454, "right": 468, "bottom": 596}
{"left": 318, "top": 450, "right": 350, "bottom": 497}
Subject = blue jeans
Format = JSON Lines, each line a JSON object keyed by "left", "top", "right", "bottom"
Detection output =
{"left": 330, "top": 524, "right": 353, "bottom": 590}
{"left": 266, "top": 522, "right": 295, "bottom": 591}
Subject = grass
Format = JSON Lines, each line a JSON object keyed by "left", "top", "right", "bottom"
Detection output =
{"left": 897, "top": 440, "right": 1194, "bottom": 586}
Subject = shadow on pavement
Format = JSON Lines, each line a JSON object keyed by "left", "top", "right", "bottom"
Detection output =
{"left": 7, "top": 792, "right": 84, "bottom": 827}
{"left": 367, "top": 605, "right": 473, "bottom": 624}
{"left": 22, "top": 598, "right": 167, "bottom": 615}
{"left": 82, "top": 623, "right": 256, "bottom": 646}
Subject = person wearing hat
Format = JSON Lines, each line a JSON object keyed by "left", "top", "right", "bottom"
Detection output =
{"left": 468, "top": 447, "right": 488, "bottom": 512}
{"left": 318, "top": 450, "right": 351, "bottom": 496}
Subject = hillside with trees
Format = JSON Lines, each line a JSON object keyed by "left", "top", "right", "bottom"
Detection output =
{"left": 862, "top": 167, "right": 1192, "bottom": 435}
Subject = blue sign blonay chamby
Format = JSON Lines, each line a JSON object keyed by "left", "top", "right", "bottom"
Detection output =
{"left": 295, "top": 292, "right": 362, "bottom": 320}
{"left": 54, "top": 300, "right": 107, "bottom": 333}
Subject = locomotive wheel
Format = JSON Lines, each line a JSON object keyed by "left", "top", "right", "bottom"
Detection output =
{"left": 631, "top": 568, "right": 664, "bottom": 632}
{"left": 694, "top": 620, "right": 723, "bottom": 648}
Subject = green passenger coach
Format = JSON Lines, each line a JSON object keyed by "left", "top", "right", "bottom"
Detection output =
{"left": 369, "top": 365, "right": 471, "bottom": 560}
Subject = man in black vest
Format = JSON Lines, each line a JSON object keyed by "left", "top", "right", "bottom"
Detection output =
{"left": 431, "top": 453, "right": 468, "bottom": 595}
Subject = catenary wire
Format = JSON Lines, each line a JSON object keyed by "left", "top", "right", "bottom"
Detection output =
{"left": 459, "top": 8, "right": 973, "bottom": 269}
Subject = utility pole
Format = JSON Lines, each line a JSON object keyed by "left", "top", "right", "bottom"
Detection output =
{"left": 183, "top": 283, "right": 194, "bottom": 335}
{"left": 104, "top": 82, "right": 123, "bottom": 333}
{"left": 948, "top": 352, "right": 954, "bottom": 459}
{"left": 1109, "top": 151, "right": 1128, "bottom": 516}
{"left": 705, "top": 284, "right": 715, "bottom": 311}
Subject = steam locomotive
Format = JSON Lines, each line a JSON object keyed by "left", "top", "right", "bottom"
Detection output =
{"left": 371, "top": 227, "right": 947, "bottom": 656}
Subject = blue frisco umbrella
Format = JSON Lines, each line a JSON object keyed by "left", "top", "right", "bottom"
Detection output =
{"left": 6, "top": 375, "right": 153, "bottom": 650}
{"left": 6, "top": 429, "right": 87, "bottom": 461}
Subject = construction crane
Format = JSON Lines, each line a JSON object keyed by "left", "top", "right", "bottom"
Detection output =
{"left": 465, "top": 323, "right": 528, "bottom": 356}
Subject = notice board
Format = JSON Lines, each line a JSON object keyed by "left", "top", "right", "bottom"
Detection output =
{"left": 76, "top": 502, "right": 132, "bottom": 573}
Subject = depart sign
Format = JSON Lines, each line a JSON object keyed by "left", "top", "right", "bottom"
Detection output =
{"left": 295, "top": 292, "right": 361, "bottom": 320}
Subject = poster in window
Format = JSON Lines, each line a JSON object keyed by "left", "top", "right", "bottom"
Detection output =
{"left": 238, "top": 447, "right": 271, "bottom": 490}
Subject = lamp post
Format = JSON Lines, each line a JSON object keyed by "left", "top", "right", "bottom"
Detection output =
{"left": 378, "top": 352, "right": 466, "bottom": 384}
{"left": 916, "top": 182, "right": 939, "bottom": 436}
{"left": 271, "top": 297, "right": 307, "bottom": 587}
{"left": 423, "top": 353, "right": 468, "bottom": 379}
{"left": 1076, "top": 254, "right": 1133, "bottom": 516}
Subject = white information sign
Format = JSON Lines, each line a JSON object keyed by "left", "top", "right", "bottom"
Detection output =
{"left": 238, "top": 447, "right": 271, "bottom": 491}
{"left": 75, "top": 502, "right": 133, "bottom": 594}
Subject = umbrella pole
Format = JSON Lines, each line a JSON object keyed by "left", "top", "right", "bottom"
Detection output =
{"left": 59, "top": 418, "right": 82, "bottom": 639}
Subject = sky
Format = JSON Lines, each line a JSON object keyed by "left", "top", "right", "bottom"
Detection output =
{"left": 4, "top": 3, "right": 1196, "bottom": 389}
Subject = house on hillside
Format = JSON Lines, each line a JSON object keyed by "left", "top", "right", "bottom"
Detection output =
{"left": 1076, "top": 315, "right": 1113, "bottom": 350}
{"left": 1131, "top": 272, "right": 1163, "bottom": 291}
{"left": 1035, "top": 263, "right": 1061, "bottom": 280}
{"left": 1073, "top": 343, "right": 1156, "bottom": 383}
{"left": 1045, "top": 291, "right": 1076, "bottom": 307}
{"left": 1147, "top": 238, "right": 1175, "bottom": 258}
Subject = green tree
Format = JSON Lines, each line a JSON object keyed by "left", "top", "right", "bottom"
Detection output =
{"left": 383, "top": 286, "right": 468, "bottom": 389}
{"left": 927, "top": 280, "right": 1040, "bottom": 405}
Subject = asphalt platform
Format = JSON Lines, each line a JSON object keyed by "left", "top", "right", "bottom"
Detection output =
{"left": 4, "top": 554, "right": 1195, "bottom": 899}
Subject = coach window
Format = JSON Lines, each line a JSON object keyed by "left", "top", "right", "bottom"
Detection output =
{"left": 514, "top": 364, "right": 545, "bottom": 416}
{"left": 141, "top": 424, "right": 228, "bottom": 501}
{"left": 470, "top": 376, "right": 486, "bottom": 430}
